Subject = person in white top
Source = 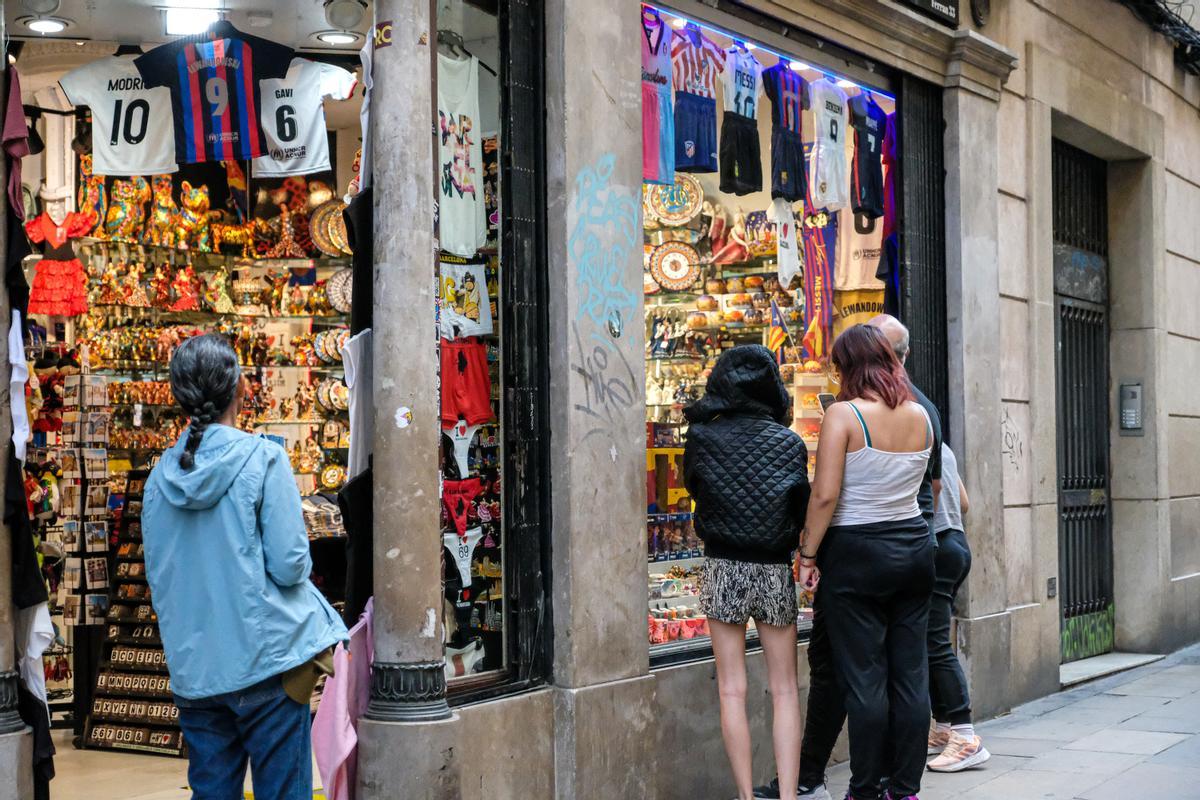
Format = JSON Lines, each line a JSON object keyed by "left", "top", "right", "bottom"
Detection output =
{"left": 796, "top": 323, "right": 936, "bottom": 800}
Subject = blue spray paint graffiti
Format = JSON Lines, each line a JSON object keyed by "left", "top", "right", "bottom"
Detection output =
{"left": 568, "top": 153, "right": 639, "bottom": 342}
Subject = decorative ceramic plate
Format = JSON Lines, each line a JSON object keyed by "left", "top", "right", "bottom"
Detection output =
{"left": 647, "top": 173, "right": 704, "bottom": 227}
{"left": 309, "top": 202, "right": 341, "bottom": 257}
{"left": 331, "top": 381, "right": 350, "bottom": 411}
{"left": 327, "top": 269, "right": 353, "bottom": 314}
{"left": 328, "top": 203, "right": 352, "bottom": 255}
{"left": 643, "top": 271, "right": 661, "bottom": 296}
{"left": 648, "top": 241, "right": 701, "bottom": 292}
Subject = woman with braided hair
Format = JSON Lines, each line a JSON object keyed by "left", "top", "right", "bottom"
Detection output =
{"left": 143, "top": 333, "right": 347, "bottom": 799}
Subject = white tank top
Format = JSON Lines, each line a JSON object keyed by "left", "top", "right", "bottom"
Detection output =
{"left": 829, "top": 401, "right": 932, "bottom": 527}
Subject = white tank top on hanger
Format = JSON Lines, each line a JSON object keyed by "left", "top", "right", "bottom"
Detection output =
{"left": 437, "top": 53, "right": 488, "bottom": 257}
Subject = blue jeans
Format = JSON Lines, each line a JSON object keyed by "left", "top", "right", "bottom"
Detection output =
{"left": 175, "top": 676, "right": 312, "bottom": 800}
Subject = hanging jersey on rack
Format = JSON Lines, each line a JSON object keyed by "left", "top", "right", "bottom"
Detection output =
{"left": 641, "top": 13, "right": 675, "bottom": 185}
{"left": 807, "top": 78, "right": 849, "bottom": 211}
{"left": 437, "top": 53, "right": 487, "bottom": 257}
{"left": 134, "top": 21, "right": 294, "bottom": 164}
{"left": 670, "top": 26, "right": 724, "bottom": 173}
{"left": 252, "top": 59, "right": 357, "bottom": 178}
{"left": 59, "top": 55, "right": 178, "bottom": 176}
{"left": 849, "top": 93, "right": 887, "bottom": 219}
{"left": 762, "top": 63, "right": 806, "bottom": 202}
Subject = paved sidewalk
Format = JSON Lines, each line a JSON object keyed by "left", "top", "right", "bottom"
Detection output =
{"left": 825, "top": 642, "right": 1200, "bottom": 800}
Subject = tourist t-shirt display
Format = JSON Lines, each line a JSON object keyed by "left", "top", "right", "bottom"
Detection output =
{"left": 835, "top": 208, "right": 885, "bottom": 291}
{"left": 437, "top": 53, "right": 487, "bottom": 257}
{"left": 252, "top": 58, "right": 357, "bottom": 178}
{"left": 762, "top": 62, "right": 805, "bottom": 133}
{"left": 641, "top": 12, "right": 675, "bottom": 185}
{"left": 721, "top": 45, "right": 763, "bottom": 118}
{"left": 439, "top": 258, "right": 494, "bottom": 339}
{"left": 134, "top": 21, "right": 294, "bottom": 164}
{"left": 58, "top": 55, "right": 178, "bottom": 175}
{"left": 671, "top": 27, "right": 725, "bottom": 99}
{"left": 807, "top": 78, "right": 849, "bottom": 211}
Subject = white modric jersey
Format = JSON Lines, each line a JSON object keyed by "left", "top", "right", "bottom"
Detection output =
{"left": 59, "top": 55, "right": 177, "bottom": 176}
{"left": 807, "top": 78, "right": 849, "bottom": 211}
{"left": 252, "top": 58, "right": 357, "bottom": 178}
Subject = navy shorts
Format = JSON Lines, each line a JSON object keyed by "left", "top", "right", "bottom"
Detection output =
{"left": 771, "top": 125, "right": 807, "bottom": 202}
{"left": 674, "top": 91, "right": 718, "bottom": 173}
{"left": 719, "top": 111, "right": 762, "bottom": 196}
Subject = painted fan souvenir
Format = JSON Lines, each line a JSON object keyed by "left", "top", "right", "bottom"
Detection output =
{"left": 647, "top": 173, "right": 704, "bottom": 227}
{"left": 326, "top": 269, "right": 353, "bottom": 314}
{"left": 648, "top": 241, "right": 701, "bottom": 292}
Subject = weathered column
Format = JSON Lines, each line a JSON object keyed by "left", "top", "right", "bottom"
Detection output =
{"left": 356, "top": 0, "right": 459, "bottom": 796}
{"left": 0, "top": 7, "right": 36, "bottom": 794}
{"left": 942, "top": 31, "right": 1018, "bottom": 719}
{"left": 545, "top": 0, "right": 655, "bottom": 797}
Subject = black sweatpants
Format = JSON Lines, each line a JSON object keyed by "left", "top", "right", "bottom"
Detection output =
{"left": 928, "top": 528, "right": 973, "bottom": 725}
{"left": 818, "top": 521, "right": 935, "bottom": 800}
{"left": 799, "top": 585, "right": 844, "bottom": 787}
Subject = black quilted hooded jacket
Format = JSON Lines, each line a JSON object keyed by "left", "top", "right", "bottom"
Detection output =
{"left": 682, "top": 345, "right": 811, "bottom": 564}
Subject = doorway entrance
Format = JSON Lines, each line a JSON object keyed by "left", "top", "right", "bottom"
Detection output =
{"left": 1051, "top": 139, "right": 1114, "bottom": 664}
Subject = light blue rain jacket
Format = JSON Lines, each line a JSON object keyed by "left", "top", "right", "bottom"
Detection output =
{"left": 143, "top": 424, "right": 348, "bottom": 699}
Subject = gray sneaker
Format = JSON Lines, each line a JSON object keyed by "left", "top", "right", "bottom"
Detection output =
{"left": 753, "top": 779, "right": 832, "bottom": 800}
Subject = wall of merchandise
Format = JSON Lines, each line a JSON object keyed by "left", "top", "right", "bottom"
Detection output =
{"left": 640, "top": 6, "right": 898, "bottom": 651}
{"left": 19, "top": 23, "right": 361, "bottom": 754}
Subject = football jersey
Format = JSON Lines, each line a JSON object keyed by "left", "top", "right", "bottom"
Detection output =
{"left": 670, "top": 27, "right": 725, "bottom": 99}
{"left": 59, "top": 56, "right": 177, "bottom": 175}
{"left": 134, "top": 21, "right": 294, "bottom": 164}
{"left": 722, "top": 46, "right": 763, "bottom": 119}
{"left": 807, "top": 79, "right": 849, "bottom": 211}
{"left": 835, "top": 207, "right": 884, "bottom": 291}
{"left": 252, "top": 59, "right": 357, "bottom": 178}
{"left": 849, "top": 94, "right": 887, "bottom": 219}
{"left": 762, "top": 63, "right": 805, "bottom": 133}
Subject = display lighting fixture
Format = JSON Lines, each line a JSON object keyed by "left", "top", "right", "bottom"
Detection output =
{"left": 643, "top": 4, "right": 895, "bottom": 100}
{"left": 164, "top": 7, "right": 221, "bottom": 36}
{"left": 25, "top": 16, "right": 68, "bottom": 33}
{"left": 324, "top": 0, "right": 367, "bottom": 30}
{"left": 837, "top": 78, "right": 858, "bottom": 89}
{"left": 316, "top": 30, "right": 359, "bottom": 45}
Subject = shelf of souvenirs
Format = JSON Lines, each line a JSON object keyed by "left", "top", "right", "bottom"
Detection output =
{"left": 88, "top": 361, "right": 345, "bottom": 374}
{"left": 73, "top": 237, "right": 352, "bottom": 269}
{"left": 88, "top": 305, "right": 350, "bottom": 324}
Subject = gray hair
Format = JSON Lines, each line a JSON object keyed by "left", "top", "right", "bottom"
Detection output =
{"left": 169, "top": 334, "right": 241, "bottom": 469}
{"left": 868, "top": 314, "right": 910, "bottom": 364}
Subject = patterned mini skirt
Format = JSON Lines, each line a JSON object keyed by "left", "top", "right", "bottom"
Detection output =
{"left": 699, "top": 557, "right": 798, "bottom": 628}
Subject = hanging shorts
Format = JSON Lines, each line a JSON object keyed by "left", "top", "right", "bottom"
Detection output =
{"left": 674, "top": 91, "right": 718, "bottom": 173}
{"left": 771, "top": 125, "right": 807, "bottom": 202}
{"left": 441, "top": 339, "right": 494, "bottom": 427}
{"left": 719, "top": 111, "right": 762, "bottom": 195}
{"left": 642, "top": 84, "right": 675, "bottom": 185}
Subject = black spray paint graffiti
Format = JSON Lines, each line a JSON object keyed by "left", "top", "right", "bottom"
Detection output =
{"left": 1001, "top": 406, "right": 1024, "bottom": 468}
{"left": 571, "top": 322, "right": 637, "bottom": 450}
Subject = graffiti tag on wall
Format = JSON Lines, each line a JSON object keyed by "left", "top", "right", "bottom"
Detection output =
{"left": 1001, "top": 406, "right": 1024, "bottom": 468}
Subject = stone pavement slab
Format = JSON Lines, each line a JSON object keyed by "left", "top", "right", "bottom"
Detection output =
{"left": 1076, "top": 763, "right": 1200, "bottom": 799}
{"left": 1061, "top": 728, "right": 1189, "bottom": 755}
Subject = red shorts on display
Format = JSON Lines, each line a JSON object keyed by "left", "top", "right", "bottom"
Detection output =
{"left": 441, "top": 339, "right": 493, "bottom": 427}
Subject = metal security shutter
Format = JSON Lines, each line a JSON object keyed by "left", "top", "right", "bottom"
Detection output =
{"left": 897, "top": 75, "right": 949, "bottom": 427}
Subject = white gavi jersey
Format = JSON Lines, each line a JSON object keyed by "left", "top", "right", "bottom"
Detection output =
{"left": 252, "top": 58, "right": 358, "bottom": 178}
{"left": 59, "top": 55, "right": 178, "bottom": 175}
{"left": 807, "top": 78, "right": 849, "bottom": 211}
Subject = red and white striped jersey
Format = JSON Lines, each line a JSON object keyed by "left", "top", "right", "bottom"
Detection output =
{"left": 671, "top": 27, "right": 726, "bottom": 99}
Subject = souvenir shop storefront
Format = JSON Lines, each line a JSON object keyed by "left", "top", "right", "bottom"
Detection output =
{"left": 0, "top": 0, "right": 1018, "bottom": 798}
{"left": 0, "top": 1, "right": 375, "bottom": 796}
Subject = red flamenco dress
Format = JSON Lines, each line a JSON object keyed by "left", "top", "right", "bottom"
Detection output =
{"left": 25, "top": 211, "right": 95, "bottom": 317}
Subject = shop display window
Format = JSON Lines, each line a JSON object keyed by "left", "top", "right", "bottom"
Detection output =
{"left": 641, "top": 5, "right": 897, "bottom": 657}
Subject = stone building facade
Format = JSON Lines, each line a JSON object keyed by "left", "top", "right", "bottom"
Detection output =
{"left": 0, "top": 1, "right": 1197, "bottom": 799}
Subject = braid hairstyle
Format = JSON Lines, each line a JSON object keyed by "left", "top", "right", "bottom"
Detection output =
{"left": 169, "top": 333, "right": 241, "bottom": 470}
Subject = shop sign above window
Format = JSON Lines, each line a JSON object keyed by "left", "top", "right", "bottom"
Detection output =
{"left": 897, "top": 0, "right": 959, "bottom": 26}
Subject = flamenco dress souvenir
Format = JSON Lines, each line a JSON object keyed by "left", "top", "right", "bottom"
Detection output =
{"left": 26, "top": 187, "right": 96, "bottom": 317}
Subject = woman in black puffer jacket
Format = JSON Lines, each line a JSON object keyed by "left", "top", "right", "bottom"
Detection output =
{"left": 683, "top": 344, "right": 811, "bottom": 800}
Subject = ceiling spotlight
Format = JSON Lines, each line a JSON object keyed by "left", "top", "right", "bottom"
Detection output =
{"left": 26, "top": 16, "right": 68, "bottom": 33}
{"left": 788, "top": 61, "right": 810, "bottom": 72}
{"left": 670, "top": 16, "right": 688, "bottom": 28}
{"left": 836, "top": 79, "right": 858, "bottom": 89}
{"left": 317, "top": 30, "right": 359, "bottom": 46}
{"left": 164, "top": 8, "right": 220, "bottom": 36}
{"left": 744, "top": 42, "right": 757, "bottom": 50}
{"left": 324, "top": 0, "right": 367, "bottom": 31}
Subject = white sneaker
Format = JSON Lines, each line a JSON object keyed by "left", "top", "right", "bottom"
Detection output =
{"left": 927, "top": 732, "right": 991, "bottom": 772}
{"left": 798, "top": 784, "right": 832, "bottom": 800}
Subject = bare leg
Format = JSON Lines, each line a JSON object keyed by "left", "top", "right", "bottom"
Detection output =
{"left": 710, "top": 619, "right": 754, "bottom": 800}
{"left": 759, "top": 621, "right": 801, "bottom": 800}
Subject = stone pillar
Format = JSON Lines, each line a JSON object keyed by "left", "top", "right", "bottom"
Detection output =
{"left": 942, "top": 31, "right": 1018, "bottom": 719}
{"left": 0, "top": 9, "right": 35, "bottom": 794}
{"left": 544, "top": 0, "right": 655, "bottom": 796}
{"left": 356, "top": 0, "right": 459, "bottom": 795}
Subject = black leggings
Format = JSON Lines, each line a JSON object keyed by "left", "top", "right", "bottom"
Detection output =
{"left": 928, "top": 528, "right": 972, "bottom": 725}
{"left": 818, "top": 522, "right": 935, "bottom": 800}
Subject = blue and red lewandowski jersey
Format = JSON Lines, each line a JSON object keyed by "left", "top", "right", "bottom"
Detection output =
{"left": 135, "top": 21, "right": 293, "bottom": 164}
